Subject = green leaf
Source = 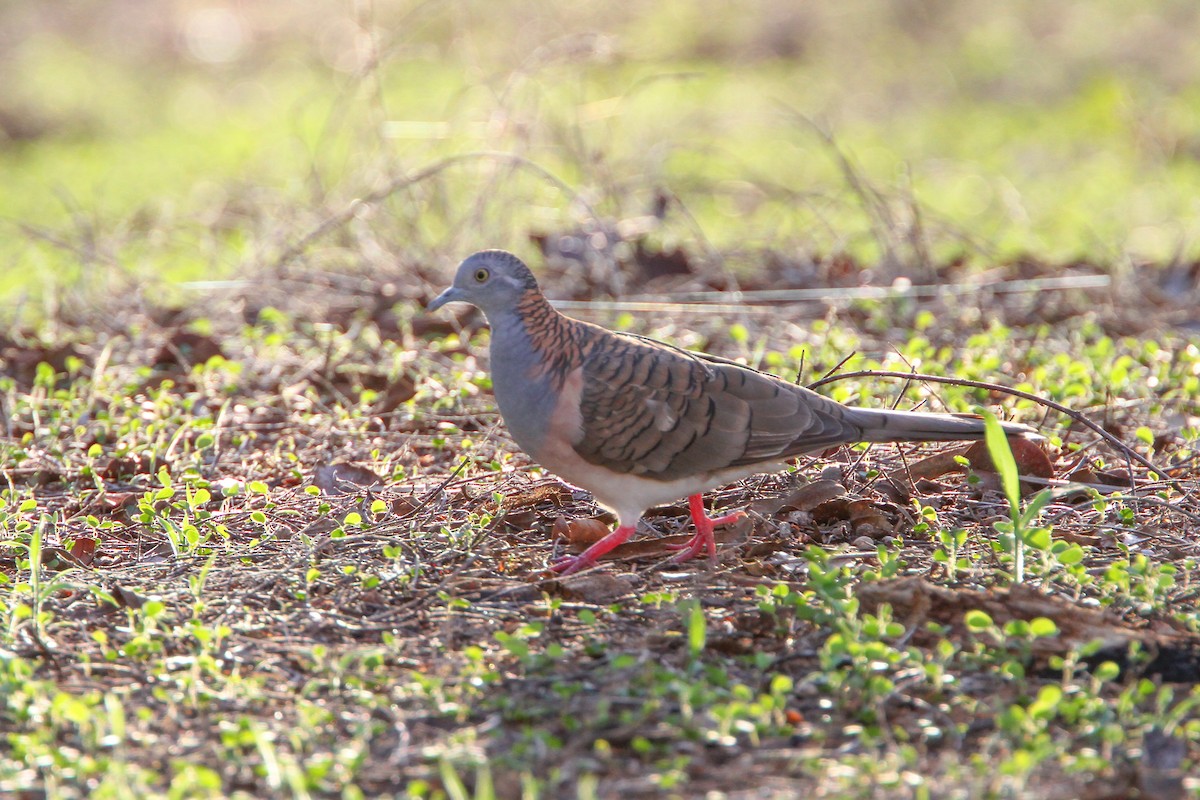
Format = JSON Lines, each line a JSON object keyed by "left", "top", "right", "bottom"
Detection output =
{"left": 981, "top": 409, "right": 1026, "bottom": 583}
{"left": 964, "top": 609, "right": 993, "bottom": 631}
{"left": 1056, "top": 544, "right": 1085, "bottom": 565}
{"left": 1026, "top": 527, "right": 1052, "bottom": 550}
{"left": 686, "top": 599, "right": 706, "bottom": 657}
{"left": 1029, "top": 684, "right": 1062, "bottom": 718}
{"left": 438, "top": 759, "right": 469, "bottom": 800}
{"left": 1029, "top": 617, "right": 1058, "bottom": 637}
{"left": 1019, "top": 489, "right": 1054, "bottom": 527}
{"left": 981, "top": 411, "right": 1020, "bottom": 515}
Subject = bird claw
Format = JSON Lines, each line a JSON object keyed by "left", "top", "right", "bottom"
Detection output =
{"left": 549, "top": 524, "right": 637, "bottom": 576}
{"left": 706, "top": 509, "right": 748, "bottom": 527}
{"left": 669, "top": 539, "right": 711, "bottom": 564}
{"left": 667, "top": 507, "right": 746, "bottom": 564}
{"left": 550, "top": 554, "right": 594, "bottom": 576}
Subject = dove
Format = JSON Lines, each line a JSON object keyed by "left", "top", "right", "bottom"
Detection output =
{"left": 428, "top": 250, "right": 1036, "bottom": 575}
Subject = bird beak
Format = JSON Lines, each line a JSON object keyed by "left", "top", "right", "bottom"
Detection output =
{"left": 427, "top": 286, "right": 462, "bottom": 311}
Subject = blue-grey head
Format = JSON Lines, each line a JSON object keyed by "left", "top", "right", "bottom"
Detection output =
{"left": 427, "top": 250, "right": 540, "bottom": 318}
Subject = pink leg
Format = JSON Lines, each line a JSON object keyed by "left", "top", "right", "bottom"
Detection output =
{"left": 551, "top": 524, "right": 637, "bottom": 576}
{"left": 665, "top": 495, "right": 746, "bottom": 564}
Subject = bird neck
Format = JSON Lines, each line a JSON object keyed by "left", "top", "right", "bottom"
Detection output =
{"left": 485, "top": 290, "right": 582, "bottom": 455}
{"left": 489, "top": 290, "right": 584, "bottom": 389}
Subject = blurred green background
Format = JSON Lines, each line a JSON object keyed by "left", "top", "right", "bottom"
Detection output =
{"left": 2, "top": 0, "right": 1199, "bottom": 306}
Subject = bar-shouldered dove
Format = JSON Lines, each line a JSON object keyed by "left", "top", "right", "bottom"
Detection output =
{"left": 428, "top": 250, "right": 1037, "bottom": 575}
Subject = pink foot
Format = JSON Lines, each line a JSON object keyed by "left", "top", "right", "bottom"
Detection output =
{"left": 665, "top": 495, "right": 746, "bottom": 564}
{"left": 551, "top": 524, "right": 637, "bottom": 576}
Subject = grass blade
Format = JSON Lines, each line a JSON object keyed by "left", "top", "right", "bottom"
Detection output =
{"left": 981, "top": 410, "right": 1024, "bottom": 583}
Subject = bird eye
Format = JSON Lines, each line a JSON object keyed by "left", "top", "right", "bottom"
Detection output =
{"left": 474, "top": 268, "right": 489, "bottom": 283}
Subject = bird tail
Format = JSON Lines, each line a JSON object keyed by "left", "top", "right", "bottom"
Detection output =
{"left": 844, "top": 407, "right": 1038, "bottom": 444}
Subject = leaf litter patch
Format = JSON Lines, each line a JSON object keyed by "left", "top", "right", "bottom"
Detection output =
{"left": 1, "top": 256, "right": 1199, "bottom": 798}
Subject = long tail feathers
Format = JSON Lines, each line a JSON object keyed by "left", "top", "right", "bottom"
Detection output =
{"left": 845, "top": 407, "right": 1038, "bottom": 444}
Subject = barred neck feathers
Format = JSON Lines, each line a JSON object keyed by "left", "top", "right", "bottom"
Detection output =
{"left": 513, "top": 289, "right": 590, "bottom": 388}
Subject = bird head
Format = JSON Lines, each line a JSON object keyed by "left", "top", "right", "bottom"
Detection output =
{"left": 427, "top": 250, "right": 540, "bottom": 315}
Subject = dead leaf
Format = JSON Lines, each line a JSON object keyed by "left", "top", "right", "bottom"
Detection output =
{"left": 313, "top": 462, "right": 384, "bottom": 495}
{"left": 964, "top": 437, "right": 1055, "bottom": 495}
{"left": 810, "top": 497, "right": 850, "bottom": 525}
{"left": 497, "top": 483, "right": 596, "bottom": 529}
{"left": 39, "top": 546, "right": 88, "bottom": 571}
{"left": 753, "top": 479, "right": 846, "bottom": 517}
{"left": 499, "top": 508, "right": 537, "bottom": 529}
{"left": 1066, "top": 468, "right": 1132, "bottom": 490}
{"left": 89, "top": 491, "right": 138, "bottom": 513}
{"left": 68, "top": 537, "right": 98, "bottom": 567}
{"left": 552, "top": 516, "right": 611, "bottom": 549}
{"left": 556, "top": 572, "right": 638, "bottom": 603}
{"left": 110, "top": 585, "right": 148, "bottom": 609}
{"left": 502, "top": 482, "right": 576, "bottom": 512}
{"left": 846, "top": 499, "right": 894, "bottom": 539}
{"left": 642, "top": 502, "right": 688, "bottom": 519}
{"left": 890, "top": 450, "right": 968, "bottom": 484}
{"left": 964, "top": 436, "right": 1053, "bottom": 476}
{"left": 912, "top": 478, "right": 952, "bottom": 494}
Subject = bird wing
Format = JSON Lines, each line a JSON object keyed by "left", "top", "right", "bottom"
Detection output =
{"left": 571, "top": 331, "right": 864, "bottom": 481}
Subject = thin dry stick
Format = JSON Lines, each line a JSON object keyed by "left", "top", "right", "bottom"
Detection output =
{"left": 807, "top": 369, "right": 1188, "bottom": 496}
